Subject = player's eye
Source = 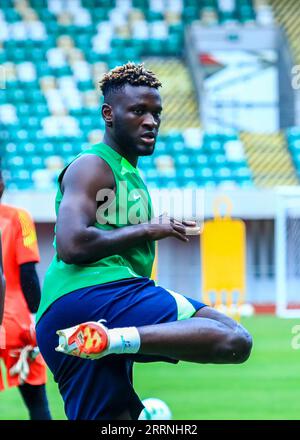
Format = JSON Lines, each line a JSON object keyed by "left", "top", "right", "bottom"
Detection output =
{"left": 153, "top": 112, "right": 161, "bottom": 120}
{"left": 133, "top": 108, "right": 144, "bottom": 116}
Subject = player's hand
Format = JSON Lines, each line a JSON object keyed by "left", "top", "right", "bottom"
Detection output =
{"left": 9, "top": 345, "right": 37, "bottom": 384}
{"left": 20, "top": 320, "right": 37, "bottom": 347}
{"left": 145, "top": 213, "right": 197, "bottom": 242}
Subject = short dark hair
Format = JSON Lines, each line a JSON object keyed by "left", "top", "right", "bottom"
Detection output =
{"left": 99, "top": 62, "right": 162, "bottom": 99}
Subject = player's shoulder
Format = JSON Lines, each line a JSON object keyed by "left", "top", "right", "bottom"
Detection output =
{"left": 63, "top": 153, "right": 115, "bottom": 191}
{"left": 68, "top": 152, "right": 113, "bottom": 174}
{"left": 0, "top": 203, "right": 19, "bottom": 219}
{"left": 0, "top": 204, "right": 33, "bottom": 223}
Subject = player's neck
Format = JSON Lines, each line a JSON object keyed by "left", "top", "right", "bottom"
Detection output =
{"left": 103, "top": 132, "right": 138, "bottom": 167}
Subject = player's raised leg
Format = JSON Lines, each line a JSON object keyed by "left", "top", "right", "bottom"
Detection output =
{"left": 56, "top": 305, "right": 252, "bottom": 364}
{"left": 138, "top": 306, "right": 252, "bottom": 364}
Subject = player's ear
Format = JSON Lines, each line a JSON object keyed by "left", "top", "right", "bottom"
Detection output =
{"left": 102, "top": 103, "right": 113, "bottom": 127}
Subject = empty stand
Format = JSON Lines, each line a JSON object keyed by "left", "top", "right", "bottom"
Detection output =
{"left": 241, "top": 132, "right": 297, "bottom": 187}
{"left": 0, "top": 0, "right": 258, "bottom": 189}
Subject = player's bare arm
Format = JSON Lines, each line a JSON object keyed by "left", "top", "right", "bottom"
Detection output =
{"left": 56, "top": 154, "right": 194, "bottom": 265}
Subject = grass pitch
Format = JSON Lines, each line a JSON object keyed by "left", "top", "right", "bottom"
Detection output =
{"left": 0, "top": 316, "right": 299, "bottom": 420}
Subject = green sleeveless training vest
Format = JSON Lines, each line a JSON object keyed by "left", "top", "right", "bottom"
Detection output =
{"left": 37, "top": 143, "right": 155, "bottom": 322}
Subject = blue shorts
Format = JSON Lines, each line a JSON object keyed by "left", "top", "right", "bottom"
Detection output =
{"left": 36, "top": 277, "right": 206, "bottom": 420}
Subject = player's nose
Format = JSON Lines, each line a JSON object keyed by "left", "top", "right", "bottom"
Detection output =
{"left": 142, "top": 113, "right": 158, "bottom": 129}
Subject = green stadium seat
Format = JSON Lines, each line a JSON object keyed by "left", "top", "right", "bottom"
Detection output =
{"left": 146, "top": 39, "right": 165, "bottom": 56}
{"left": 177, "top": 167, "right": 196, "bottom": 180}
{"left": 36, "top": 62, "right": 52, "bottom": 77}
{"left": 144, "top": 179, "right": 161, "bottom": 189}
{"left": 111, "top": 38, "right": 128, "bottom": 50}
{"left": 195, "top": 167, "right": 214, "bottom": 180}
{"left": 46, "top": 22, "right": 60, "bottom": 35}
{"left": 52, "top": 66, "right": 73, "bottom": 77}
{"left": 131, "top": 39, "right": 147, "bottom": 55}
{"left": 25, "top": 155, "right": 44, "bottom": 169}
{"left": 163, "top": 35, "right": 183, "bottom": 56}
{"left": 154, "top": 141, "right": 167, "bottom": 154}
{"left": 0, "top": 51, "right": 6, "bottom": 64}
{"left": 77, "top": 80, "right": 94, "bottom": 91}
{"left": 145, "top": 168, "right": 159, "bottom": 179}
{"left": 289, "top": 140, "right": 300, "bottom": 152}
{"left": 0, "top": 0, "right": 255, "bottom": 190}
{"left": 21, "top": 116, "right": 41, "bottom": 130}
{"left": 138, "top": 156, "right": 153, "bottom": 171}
{"left": 209, "top": 154, "right": 227, "bottom": 166}
{"left": 7, "top": 156, "right": 25, "bottom": 169}
{"left": 191, "top": 154, "right": 209, "bottom": 167}
{"left": 63, "top": 155, "right": 76, "bottom": 166}
{"left": 37, "top": 142, "right": 56, "bottom": 156}
{"left": 214, "top": 166, "right": 232, "bottom": 180}
{"left": 204, "top": 141, "right": 224, "bottom": 154}
{"left": 166, "top": 132, "right": 184, "bottom": 143}
{"left": 74, "top": 34, "right": 92, "bottom": 49}
{"left": 22, "top": 142, "right": 36, "bottom": 154}
{"left": 24, "top": 89, "right": 45, "bottom": 103}
{"left": 146, "top": 11, "right": 165, "bottom": 22}
{"left": 58, "top": 143, "right": 77, "bottom": 156}
{"left": 5, "top": 142, "right": 18, "bottom": 154}
{"left": 182, "top": 7, "right": 198, "bottom": 23}
{"left": 92, "top": 8, "right": 110, "bottom": 22}
{"left": 30, "top": 0, "right": 48, "bottom": 8}
{"left": 6, "top": 124, "right": 23, "bottom": 137}
{"left": 4, "top": 9, "right": 20, "bottom": 22}
{"left": 108, "top": 59, "right": 127, "bottom": 69}
{"left": 233, "top": 167, "right": 252, "bottom": 180}
{"left": 176, "top": 154, "right": 191, "bottom": 167}
{"left": 169, "top": 23, "right": 184, "bottom": 35}
{"left": 0, "top": 92, "right": 6, "bottom": 104}
{"left": 34, "top": 103, "right": 49, "bottom": 118}
{"left": 6, "top": 89, "right": 25, "bottom": 103}
{"left": 228, "top": 159, "right": 248, "bottom": 169}
{"left": 132, "top": 0, "right": 147, "bottom": 8}
{"left": 28, "top": 48, "right": 46, "bottom": 62}
{"left": 162, "top": 178, "right": 180, "bottom": 189}
{"left": 19, "top": 80, "right": 40, "bottom": 90}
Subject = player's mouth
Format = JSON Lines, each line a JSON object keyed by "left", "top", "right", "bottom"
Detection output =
{"left": 140, "top": 132, "right": 156, "bottom": 146}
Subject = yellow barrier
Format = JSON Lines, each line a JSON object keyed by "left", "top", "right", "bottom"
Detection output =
{"left": 151, "top": 242, "right": 158, "bottom": 281}
{"left": 201, "top": 196, "right": 246, "bottom": 320}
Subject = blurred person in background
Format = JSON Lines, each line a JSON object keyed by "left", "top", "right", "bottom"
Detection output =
{"left": 0, "top": 168, "right": 51, "bottom": 420}
{"left": 0, "top": 236, "right": 5, "bottom": 326}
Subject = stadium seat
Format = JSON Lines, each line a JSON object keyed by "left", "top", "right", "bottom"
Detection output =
{"left": 1, "top": 0, "right": 255, "bottom": 190}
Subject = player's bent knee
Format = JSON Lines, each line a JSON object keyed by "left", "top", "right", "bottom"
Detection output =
{"left": 223, "top": 329, "right": 253, "bottom": 364}
{"left": 213, "top": 327, "right": 252, "bottom": 364}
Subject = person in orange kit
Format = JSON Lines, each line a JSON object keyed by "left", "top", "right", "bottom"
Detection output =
{"left": 0, "top": 236, "right": 5, "bottom": 326}
{"left": 0, "top": 169, "right": 51, "bottom": 419}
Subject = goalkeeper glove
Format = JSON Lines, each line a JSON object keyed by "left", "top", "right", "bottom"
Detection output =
{"left": 9, "top": 345, "right": 40, "bottom": 384}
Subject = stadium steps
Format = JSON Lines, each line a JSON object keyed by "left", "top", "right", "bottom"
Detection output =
{"left": 269, "top": 0, "right": 300, "bottom": 64}
{"left": 240, "top": 132, "right": 298, "bottom": 187}
{"left": 143, "top": 57, "right": 201, "bottom": 133}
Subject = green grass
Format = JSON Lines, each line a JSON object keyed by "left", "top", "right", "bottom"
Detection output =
{"left": 0, "top": 316, "right": 299, "bottom": 420}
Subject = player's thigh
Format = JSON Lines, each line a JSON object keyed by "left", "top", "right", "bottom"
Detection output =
{"left": 101, "top": 278, "right": 206, "bottom": 328}
{"left": 36, "top": 278, "right": 206, "bottom": 370}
